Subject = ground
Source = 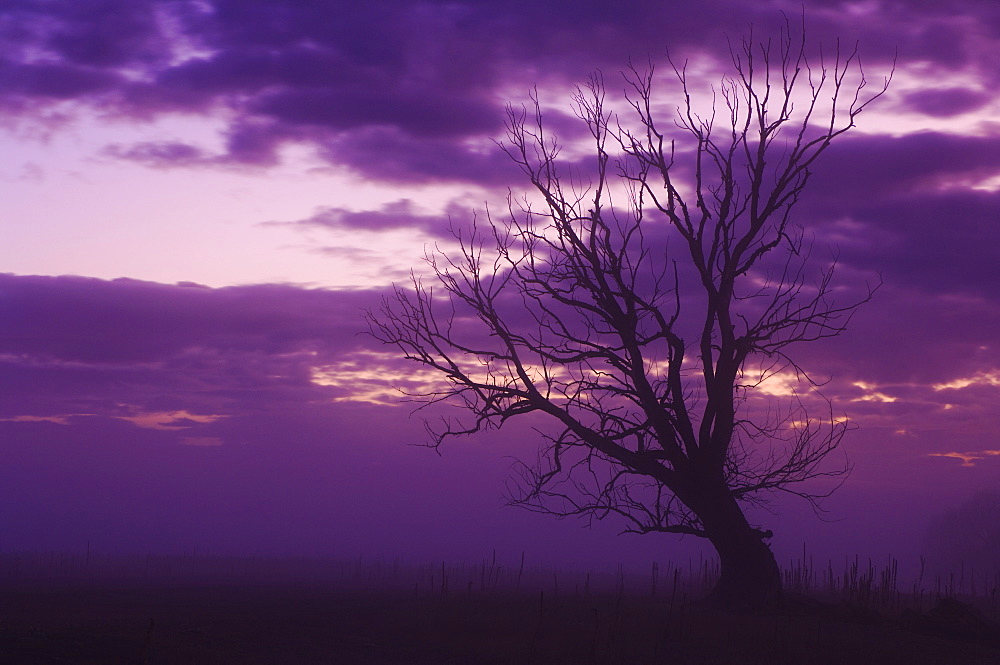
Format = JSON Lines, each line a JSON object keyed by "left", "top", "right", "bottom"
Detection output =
{"left": 2, "top": 578, "right": 999, "bottom": 664}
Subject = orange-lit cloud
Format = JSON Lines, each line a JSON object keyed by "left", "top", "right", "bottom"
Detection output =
{"left": 932, "top": 372, "right": 1000, "bottom": 391}
{"left": 851, "top": 381, "right": 897, "bottom": 403}
{"left": 752, "top": 370, "right": 801, "bottom": 397}
{"left": 1, "top": 411, "right": 226, "bottom": 431}
{"left": 311, "top": 351, "right": 445, "bottom": 405}
{"left": 115, "top": 410, "right": 227, "bottom": 430}
{"left": 926, "top": 450, "right": 1000, "bottom": 467}
{"left": 0, "top": 415, "right": 75, "bottom": 425}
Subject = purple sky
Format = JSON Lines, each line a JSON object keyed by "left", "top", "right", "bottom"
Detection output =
{"left": 2, "top": 0, "right": 999, "bottom": 575}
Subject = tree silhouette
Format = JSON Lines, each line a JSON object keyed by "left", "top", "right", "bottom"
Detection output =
{"left": 369, "top": 25, "right": 889, "bottom": 609}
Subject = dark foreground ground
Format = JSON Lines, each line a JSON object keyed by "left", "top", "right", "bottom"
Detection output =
{"left": 2, "top": 580, "right": 1000, "bottom": 665}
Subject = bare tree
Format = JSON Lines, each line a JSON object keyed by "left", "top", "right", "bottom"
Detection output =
{"left": 368, "top": 25, "right": 890, "bottom": 609}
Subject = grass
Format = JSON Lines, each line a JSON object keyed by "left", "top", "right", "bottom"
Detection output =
{"left": 0, "top": 550, "right": 998, "bottom": 664}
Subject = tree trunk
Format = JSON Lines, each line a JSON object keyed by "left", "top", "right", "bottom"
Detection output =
{"left": 689, "top": 484, "right": 783, "bottom": 610}
{"left": 707, "top": 523, "right": 782, "bottom": 610}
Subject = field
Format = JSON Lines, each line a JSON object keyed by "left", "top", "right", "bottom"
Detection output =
{"left": 1, "top": 552, "right": 998, "bottom": 664}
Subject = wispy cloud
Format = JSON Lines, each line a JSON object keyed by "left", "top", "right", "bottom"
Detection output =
{"left": 927, "top": 450, "right": 1000, "bottom": 467}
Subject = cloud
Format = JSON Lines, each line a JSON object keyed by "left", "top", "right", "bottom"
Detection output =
{"left": 0, "top": 0, "right": 940, "bottom": 186}
{"left": 105, "top": 122, "right": 289, "bottom": 167}
{"left": 927, "top": 450, "right": 1000, "bottom": 467}
{"left": 901, "top": 87, "right": 991, "bottom": 117}
{"left": 808, "top": 284, "right": 1000, "bottom": 382}
{"left": 250, "top": 86, "right": 501, "bottom": 138}
{"left": 0, "top": 61, "right": 121, "bottom": 99}
{"left": 103, "top": 140, "right": 209, "bottom": 167}
{"left": 806, "top": 132, "right": 1000, "bottom": 201}
{"left": 0, "top": 274, "right": 373, "bottom": 361}
{"left": 932, "top": 372, "right": 1000, "bottom": 391}
{"left": 833, "top": 189, "right": 1000, "bottom": 297}
{"left": 31, "top": 0, "right": 167, "bottom": 68}
{"left": 790, "top": 132, "right": 1000, "bottom": 299}
{"left": 119, "top": 410, "right": 226, "bottom": 430}
{"left": 273, "top": 198, "right": 469, "bottom": 236}
{"left": 0, "top": 274, "right": 393, "bottom": 424}
{"left": 317, "top": 125, "right": 521, "bottom": 184}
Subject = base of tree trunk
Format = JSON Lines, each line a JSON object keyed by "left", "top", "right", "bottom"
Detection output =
{"left": 706, "top": 526, "right": 784, "bottom": 611}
